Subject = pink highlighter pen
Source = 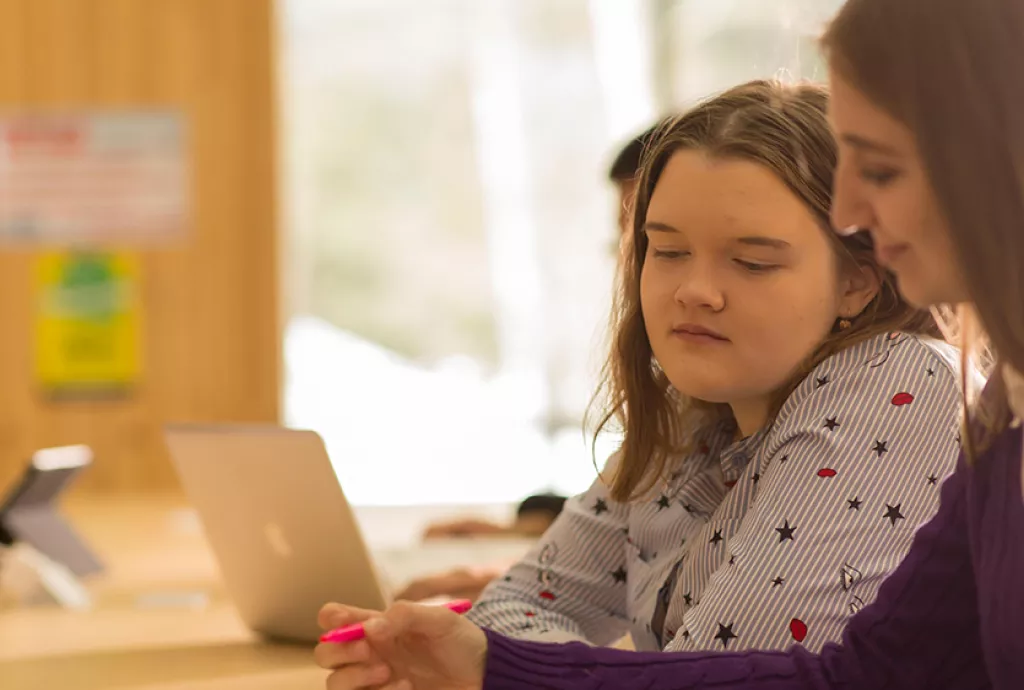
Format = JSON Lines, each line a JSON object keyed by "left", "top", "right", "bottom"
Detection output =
{"left": 319, "top": 599, "right": 474, "bottom": 644}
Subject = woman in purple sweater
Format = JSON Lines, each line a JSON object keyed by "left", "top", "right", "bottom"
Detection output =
{"left": 312, "top": 0, "right": 1024, "bottom": 687}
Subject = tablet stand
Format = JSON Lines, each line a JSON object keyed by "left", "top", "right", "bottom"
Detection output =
{"left": 0, "top": 446, "right": 103, "bottom": 608}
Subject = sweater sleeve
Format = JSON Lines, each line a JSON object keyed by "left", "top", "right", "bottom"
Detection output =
{"left": 482, "top": 458, "right": 990, "bottom": 690}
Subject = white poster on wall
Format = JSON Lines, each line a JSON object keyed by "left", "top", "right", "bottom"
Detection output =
{"left": 0, "top": 111, "right": 188, "bottom": 246}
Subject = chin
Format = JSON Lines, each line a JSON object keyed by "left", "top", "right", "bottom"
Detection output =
{"left": 892, "top": 273, "right": 950, "bottom": 310}
{"left": 664, "top": 375, "right": 737, "bottom": 405}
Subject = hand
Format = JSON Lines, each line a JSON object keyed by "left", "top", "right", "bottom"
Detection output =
{"left": 393, "top": 567, "right": 501, "bottom": 603}
{"left": 423, "top": 518, "right": 510, "bottom": 540}
{"left": 315, "top": 600, "right": 488, "bottom": 690}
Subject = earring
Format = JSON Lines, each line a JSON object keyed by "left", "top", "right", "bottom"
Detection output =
{"left": 838, "top": 318, "right": 852, "bottom": 331}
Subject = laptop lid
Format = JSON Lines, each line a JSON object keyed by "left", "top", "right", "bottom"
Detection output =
{"left": 164, "top": 424, "right": 388, "bottom": 643}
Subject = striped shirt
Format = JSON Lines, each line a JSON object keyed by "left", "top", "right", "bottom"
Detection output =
{"left": 468, "top": 332, "right": 966, "bottom": 652}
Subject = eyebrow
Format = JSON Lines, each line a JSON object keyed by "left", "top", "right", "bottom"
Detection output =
{"left": 644, "top": 223, "right": 791, "bottom": 249}
{"left": 735, "top": 236, "right": 791, "bottom": 250}
{"left": 839, "top": 133, "right": 901, "bottom": 156}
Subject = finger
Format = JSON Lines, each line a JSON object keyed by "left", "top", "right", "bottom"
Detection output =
{"left": 376, "top": 600, "right": 459, "bottom": 640}
{"left": 376, "top": 679, "right": 413, "bottom": 690}
{"left": 313, "top": 640, "right": 380, "bottom": 669}
{"left": 325, "top": 663, "right": 392, "bottom": 690}
{"left": 318, "top": 602, "right": 381, "bottom": 631}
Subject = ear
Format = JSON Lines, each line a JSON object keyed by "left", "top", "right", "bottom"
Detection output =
{"left": 838, "top": 261, "right": 881, "bottom": 318}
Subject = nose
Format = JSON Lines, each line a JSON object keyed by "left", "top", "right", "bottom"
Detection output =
{"left": 673, "top": 260, "right": 725, "bottom": 312}
{"left": 831, "top": 156, "right": 875, "bottom": 235}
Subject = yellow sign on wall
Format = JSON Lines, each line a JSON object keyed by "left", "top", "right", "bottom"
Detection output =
{"left": 34, "top": 252, "right": 141, "bottom": 396}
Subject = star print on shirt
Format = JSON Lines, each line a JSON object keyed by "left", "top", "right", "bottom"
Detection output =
{"left": 824, "top": 416, "right": 840, "bottom": 431}
{"left": 751, "top": 472, "right": 761, "bottom": 484}
{"left": 872, "top": 440, "right": 888, "bottom": 457}
{"left": 815, "top": 375, "right": 829, "bottom": 388}
{"left": 847, "top": 496, "right": 863, "bottom": 510}
{"left": 715, "top": 623, "right": 738, "bottom": 649}
{"left": 728, "top": 554, "right": 736, "bottom": 565}
{"left": 927, "top": 474, "right": 939, "bottom": 486}
{"left": 926, "top": 367, "right": 935, "bottom": 376}
{"left": 655, "top": 494, "right": 671, "bottom": 511}
{"left": 709, "top": 529, "right": 724, "bottom": 546}
{"left": 775, "top": 519, "right": 796, "bottom": 543}
{"left": 592, "top": 498, "right": 609, "bottom": 516}
{"left": 771, "top": 576, "right": 785, "bottom": 587}
{"left": 683, "top": 592, "right": 693, "bottom": 606}
{"left": 883, "top": 503, "right": 906, "bottom": 527}
{"left": 611, "top": 566, "right": 627, "bottom": 584}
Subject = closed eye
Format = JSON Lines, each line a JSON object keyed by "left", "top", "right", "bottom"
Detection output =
{"left": 653, "top": 249, "right": 689, "bottom": 260}
{"left": 734, "top": 259, "right": 779, "bottom": 273}
{"left": 859, "top": 167, "right": 900, "bottom": 186}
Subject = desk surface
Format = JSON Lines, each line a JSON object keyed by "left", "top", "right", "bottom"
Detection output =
{"left": 0, "top": 497, "right": 515, "bottom": 690}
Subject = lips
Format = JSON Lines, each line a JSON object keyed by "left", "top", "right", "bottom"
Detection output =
{"left": 672, "top": 324, "right": 729, "bottom": 341}
{"left": 876, "top": 243, "right": 910, "bottom": 265}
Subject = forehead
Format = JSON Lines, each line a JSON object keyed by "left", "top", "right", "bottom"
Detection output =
{"left": 646, "top": 150, "right": 822, "bottom": 241}
{"left": 828, "top": 70, "right": 916, "bottom": 155}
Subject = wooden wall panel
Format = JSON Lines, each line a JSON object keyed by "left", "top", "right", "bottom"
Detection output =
{"left": 0, "top": 0, "right": 280, "bottom": 493}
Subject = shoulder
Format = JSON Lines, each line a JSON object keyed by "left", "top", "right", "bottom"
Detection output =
{"left": 772, "top": 332, "right": 964, "bottom": 438}
{"left": 827, "top": 332, "right": 962, "bottom": 387}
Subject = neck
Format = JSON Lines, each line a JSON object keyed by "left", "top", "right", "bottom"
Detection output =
{"left": 729, "top": 397, "right": 771, "bottom": 439}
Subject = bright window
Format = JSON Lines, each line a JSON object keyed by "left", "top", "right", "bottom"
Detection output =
{"left": 280, "top": 0, "right": 844, "bottom": 505}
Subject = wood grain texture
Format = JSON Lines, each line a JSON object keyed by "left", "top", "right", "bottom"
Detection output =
{"left": 0, "top": 0, "right": 280, "bottom": 493}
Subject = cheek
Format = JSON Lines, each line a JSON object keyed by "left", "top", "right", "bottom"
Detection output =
{"left": 639, "top": 265, "right": 671, "bottom": 321}
{"left": 877, "top": 182, "right": 933, "bottom": 246}
{"left": 734, "top": 281, "right": 836, "bottom": 367}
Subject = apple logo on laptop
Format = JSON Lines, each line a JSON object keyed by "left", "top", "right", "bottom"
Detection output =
{"left": 264, "top": 522, "right": 293, "bottom": 559}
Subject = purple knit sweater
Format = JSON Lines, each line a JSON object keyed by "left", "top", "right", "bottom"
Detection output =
{"left": 483, "top": 425, "right": 1024, "bottom": 690}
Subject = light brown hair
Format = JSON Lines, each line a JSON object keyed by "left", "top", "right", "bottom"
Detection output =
{"left": 821, "top": 0, "right": 1024, "bottom": 453}
{"left": 591, "top": 80, "right": 939, "bottom": 502}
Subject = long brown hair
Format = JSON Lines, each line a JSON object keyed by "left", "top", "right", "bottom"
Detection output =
{"left": 822, "top": 0, "right": 1024, "bottom": 454}
{"left": 591, "top": 80, "right": 939, "bottom": 502}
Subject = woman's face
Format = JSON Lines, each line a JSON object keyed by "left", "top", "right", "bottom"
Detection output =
{"left": 640, "top": 150, "right": 875, "bottom": 434}
{"left": 828, "top": 69, "right": 969, "bottom": 307}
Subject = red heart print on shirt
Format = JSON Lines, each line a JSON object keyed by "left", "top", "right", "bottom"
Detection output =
{"left": 891, "top": 392, "right": 914, "bottom": 406}
{"left": 790, "top": 618, "right": 808, "bottom": 642}
{"left": 817, "top": 468, "right": 837, "bottom": 478}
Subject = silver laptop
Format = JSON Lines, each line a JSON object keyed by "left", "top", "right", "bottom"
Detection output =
{"left": 164, "top": 424, "right": 394, "bottom": 644}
